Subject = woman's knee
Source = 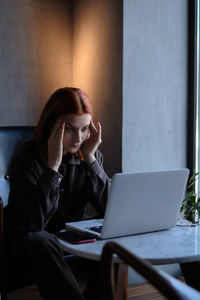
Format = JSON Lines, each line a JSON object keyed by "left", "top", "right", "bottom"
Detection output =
{"left": 25, "top": 231, "right": 63, "bottom": 256}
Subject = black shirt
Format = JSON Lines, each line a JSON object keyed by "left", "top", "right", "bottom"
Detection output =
{"left": 4, "top": 140, "right": 111, "bottom": 237}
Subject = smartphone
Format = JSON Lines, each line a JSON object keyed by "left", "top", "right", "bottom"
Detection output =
{"left": 56, "top": 229, "right": 96, "bottom": 244}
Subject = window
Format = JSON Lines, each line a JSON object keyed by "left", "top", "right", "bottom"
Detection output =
{"left": 190, "top": 0, "right": 200, "bottom": 221}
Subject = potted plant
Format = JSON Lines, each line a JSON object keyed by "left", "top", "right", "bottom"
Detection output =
{"left": 180, "top": 172, "right": 200, "bottom": 223}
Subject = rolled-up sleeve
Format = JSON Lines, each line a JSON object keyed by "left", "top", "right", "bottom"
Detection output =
{"left": 86, "top": 150, "right": 111, "bottom": 214}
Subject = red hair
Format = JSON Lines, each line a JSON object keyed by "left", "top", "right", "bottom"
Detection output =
{"left": 33, "top": 87, "right": 93, "bottom": 162}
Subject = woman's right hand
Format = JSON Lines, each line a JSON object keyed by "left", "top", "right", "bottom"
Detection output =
{"left": 47, "top": 119, "right": 65, "bottom": 172}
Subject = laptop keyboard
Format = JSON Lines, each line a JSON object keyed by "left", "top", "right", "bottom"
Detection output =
{"left": 87, "top": 225, "right": 102, "bottom": 233}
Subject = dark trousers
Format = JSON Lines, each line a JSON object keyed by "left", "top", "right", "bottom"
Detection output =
{"left": 5, "top": 231, "right": 102, "bottom": 300}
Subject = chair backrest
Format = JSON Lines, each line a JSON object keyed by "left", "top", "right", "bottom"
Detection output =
{"left": 0, "top": 126, "right": 34, "bottom": 207}
{"left": 101, "top": 241, "right": 200, "bottom": 300}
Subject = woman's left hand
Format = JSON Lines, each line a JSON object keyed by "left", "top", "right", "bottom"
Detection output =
{"left": 81, "top": 121, "right": 102, "bottom": 165}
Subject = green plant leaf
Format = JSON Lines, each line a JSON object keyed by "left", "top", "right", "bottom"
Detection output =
{"left": 180, "top": 172, "right": 199, "bottom": 222}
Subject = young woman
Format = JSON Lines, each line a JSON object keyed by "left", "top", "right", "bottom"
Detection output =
{"left": 4, "top": 87, "right": 111, "bottom": 300}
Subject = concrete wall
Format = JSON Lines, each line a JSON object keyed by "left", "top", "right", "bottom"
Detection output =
{"left": 0, "top": 0, "right": 73, "bottom": 126}
{"left": 123, "top": 0, "right": 188, "bottom": 283}
{"left": 73, "top": 0, "right": 123, "bottom": 176}
{"left": 123, "top": 0, "right": 188, "bottom": 172}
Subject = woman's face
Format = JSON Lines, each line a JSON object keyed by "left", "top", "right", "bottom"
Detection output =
{"left": 62, "top": 113, "right": 92, "bottom": 155}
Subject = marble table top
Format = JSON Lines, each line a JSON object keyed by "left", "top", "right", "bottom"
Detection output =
{"left": 58, "top": 225, "right": 200, "bottom": 265}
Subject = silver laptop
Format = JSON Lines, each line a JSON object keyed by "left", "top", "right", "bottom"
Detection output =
{"left": 65, "top": 168, "right": 189, "bottom": 239}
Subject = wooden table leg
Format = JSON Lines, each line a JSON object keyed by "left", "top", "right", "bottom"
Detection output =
{"left": 114, "top": 264, "right": 128, "bottom": 300}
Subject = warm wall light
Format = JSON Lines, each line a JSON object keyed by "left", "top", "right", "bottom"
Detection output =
{"left": 72, "top": 1, "right": 115, "bottom": 112}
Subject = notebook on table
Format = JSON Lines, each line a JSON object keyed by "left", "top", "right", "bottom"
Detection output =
{"left": 65, "top": 169, "right": 189, "bottom": 239}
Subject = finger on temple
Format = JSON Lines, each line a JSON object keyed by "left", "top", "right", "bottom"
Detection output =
{"left": 58, "top": 121, "right": 65, "bottom": 139}
{"left": 97, "top": 122, "right": 102, "bottom": 137}
{"left": 53, "top": 119, "right": 65, "bottom": 137}
{"left": 90, "top": 120, "right": 97, "bottom": 133}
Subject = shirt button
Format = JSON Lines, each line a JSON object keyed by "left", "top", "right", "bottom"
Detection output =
{"left": 58, "top": 177, "right": 62, "bottom": 183}
{"left": 61, "top": 188, "right": 64, "bottom": 192}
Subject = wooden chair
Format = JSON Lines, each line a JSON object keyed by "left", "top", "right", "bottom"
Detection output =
{"left": 0, "top": 127, "right": 42, "bottom": 300}
{"left": 101, "top": 241, "right": 200, "bottom": 300}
